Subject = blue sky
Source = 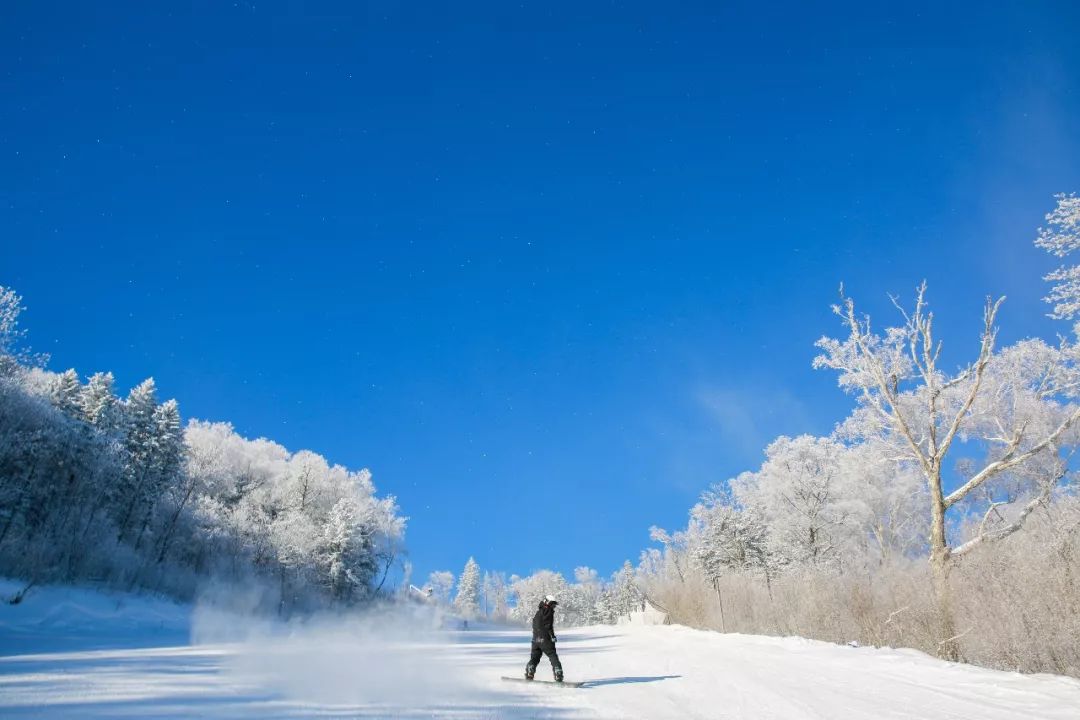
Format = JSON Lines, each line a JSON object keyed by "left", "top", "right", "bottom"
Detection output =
{"left": 2, "top": 1, "right": 1079, "bottom": 585}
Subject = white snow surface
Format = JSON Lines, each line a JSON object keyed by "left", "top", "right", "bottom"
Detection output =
{"left": 2, "top": 580, "right": 1080, "bottom": 719}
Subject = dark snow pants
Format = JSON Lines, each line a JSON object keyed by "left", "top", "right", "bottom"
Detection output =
{"left": 528, "top": 639, "right": 562, "bottom": 675}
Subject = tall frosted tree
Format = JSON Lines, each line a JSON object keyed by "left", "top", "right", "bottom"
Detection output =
{"left": 49, "top": 369, "right": 82, "bottom": 418}
{"left": 454, "top": 557, "right": 481, "bottom": 619}
{"left": 80, "top": 372, "right": 118, "bottom": 430}
{"left": 814, "top": 280, "right": 1080, "bottom": 658}
{"left": 132, "top": 398, "right": 184, "bottom": 547}
{"left": 115, "top": 378, "right": 160, "bottom": 538}
{"left": 318, "top": 497, "right": 375, "bottom": 602}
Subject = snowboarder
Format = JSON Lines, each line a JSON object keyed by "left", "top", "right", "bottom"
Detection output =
{"left": 525, "top": 594, "right": 563, "bottom": 682}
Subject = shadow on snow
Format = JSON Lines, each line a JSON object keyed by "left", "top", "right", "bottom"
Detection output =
{"left": 581, "top": 675, "right": 681, "bottom": 688}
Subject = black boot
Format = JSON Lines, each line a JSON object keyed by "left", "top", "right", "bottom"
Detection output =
{"left": 554, "top": 667, "right": 564, "bottom": 683}
{"left": 525, "top": 664, "right": 536, "bottom": 681}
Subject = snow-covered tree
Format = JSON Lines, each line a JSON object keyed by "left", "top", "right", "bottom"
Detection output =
{"left": 732, "top": 436, "right": 853, "bottom": 565}
{"left": 509, "top": 570, "right": 568, "bottom": 624}
{"left": 831, "top": 436, "right": 928, "bottom": 563}
{"left": 482, "top": 571, "right": 509, "bottom": 621}
{"left": 0, "top": 286, "right": 43, "bottom": 376}
{"left": 317, "top": 497, "right": 377, "bottom": 602}
{"left": 1035, "top": 193, "right": 1080, "bottom": 324}
{"left": 80, "top": 372, "right": 118, "bottom": 430}
{"left": 49, "top": 369, "right": 82, "bottom": 417}
{"left": 454, "top": 557, "right": 481, "bottom": 619}
{"left": 115, "top": 378, "right": 160, "bottom": 538}
{"left": 0, "top": 285, "right": 407, "bottom": 611}
{"left": 428, "top": 571, "right": 455, "bottom": 605}
{"left": 558, "top": 566, "right": 604, "bottom": 626}
{"left": 596, "top": 561, "right": 642, "bottom": 624}
{"left": 692, "top": 492, "right": 774, "bottom": 579}
{"left": 814, "top": 282, "right": 1080, "bottom": 657}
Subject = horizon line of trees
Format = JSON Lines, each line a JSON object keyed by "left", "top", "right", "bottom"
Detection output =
{"left": 420, "top": 556, "right": 645, "bottom": 627}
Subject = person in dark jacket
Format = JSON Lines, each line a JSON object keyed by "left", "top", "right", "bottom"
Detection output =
{"left": 525, "top": 594, "right": 563, "bottom": 682}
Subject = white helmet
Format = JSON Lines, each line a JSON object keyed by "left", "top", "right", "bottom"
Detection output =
{"left": 544, "top": 594, "right": 558, "bottom": 603}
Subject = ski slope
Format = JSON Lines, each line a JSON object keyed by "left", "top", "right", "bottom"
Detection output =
{"left": 2, "top": 581, "right": 1079, "bottom": 719}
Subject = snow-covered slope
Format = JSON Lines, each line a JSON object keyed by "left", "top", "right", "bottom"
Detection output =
{"left": 0, "top": 579, "right": 190, "bottom": 655}
{"left": 2, "top": 581, "right": 1079, "bottom": 719}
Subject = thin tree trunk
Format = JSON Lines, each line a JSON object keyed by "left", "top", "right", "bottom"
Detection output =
{"left": 928, "top": 466, "right": 960, "bottom": 661}
{"left": 373, "top": 551, "right": 395, "bottom": 594}
{"left": 279, "top": 565, "right": 289, "bottom": 618}
{"left": 0, "top": 460, "right": 38, "bottom": 547}
{"left": 714, "top": 578, "right": 727, "bottom": 633}
{"left": 157, "top": 478, "right": 197, "bottom": 563}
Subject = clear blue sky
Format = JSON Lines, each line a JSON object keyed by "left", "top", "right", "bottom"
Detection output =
{"left": 3, "top": 1, "right": 1078, "bottom": 585}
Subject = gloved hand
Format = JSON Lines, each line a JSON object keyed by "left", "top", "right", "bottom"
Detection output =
{"left": 551, "top": 635, "right": 557, "bottom": 643}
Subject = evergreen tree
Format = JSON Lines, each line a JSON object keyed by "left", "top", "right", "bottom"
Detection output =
{"left": 152, "top": 399, "right": 184, "bottom": 480}
{"left": 81, "top": 372, "right": 118, "bottom": 429}
{"left": 607, "top": 561, "right": 642, "bottom": 621}
{"left": 115, "top": 379, "right": 160, "bottom": 538}
{"left": 50, "top": 369, "right": 82, "bottom": 417}
{"left": 454, "top": 556, "right": 481, "bottom": 619}
{"left": 318, "top": 497, "right": 375, "bottom": 602}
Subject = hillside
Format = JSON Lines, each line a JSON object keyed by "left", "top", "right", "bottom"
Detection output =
{"left": 2, "top": 581, "right": 1079, "bottom": 719}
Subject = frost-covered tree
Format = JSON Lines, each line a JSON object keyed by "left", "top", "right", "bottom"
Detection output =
{"left": 561, "top": 566, "right": 604, "bottom": 626}
{"left": 831, "top": 436, "right": 928, "bottom": 563}
{"left": 596, "top": 561, "right": 642, "bottom": 623}
{"left": 0, "top": 288, "right": 406, "bottom": 610}
{"left": 732, "top": 436, "right": 852, "bottom": 565}
{"left": 115, "top": 378, "right": 161, "bottom": 538}
{"left": 173, "top": 420, "right": 404, "bottom": 611}
{"left": 509, "top": 570, "right": 568, "bottom": 624}
{"left": 814, "top": 283, "right": 1080, "bottom": 657}
{"left": 1035, "top": 193, "right": 1080, "bottom": 324}
{"left": 427, "top": 570, "right": 455, "bottom": 605}
{"left": 80, "top": 371, "right": 119, "bottom": 430}
{"left": 0, "top": 286, "right": 43, "bottom": 377}
{"left": 692, "top": 492, "right": 774, "bottom": 579}
{"left": 454, "top": 557, "right": 481, "bottom": 619}
{"left": 687, "top": 488, "right": 776, "bottom": 631}
{"left": 482, "top": 571, "right": 509, "bottom": 621}
{"left": 49, "top": 369, "right": 82, "bottom": 417}
{"left": 643, "top": 526, "right": 690, "bottom": 586}
{"left": 317, "top": 497, "right": 377, "bottom": 601}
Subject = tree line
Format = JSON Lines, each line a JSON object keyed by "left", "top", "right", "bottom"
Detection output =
{"left": 423, "top": 557, "right": 645, "bottom": 627}
{"left": 0, "top": 288, "right": 405, "bottom": 612}
{"left": 636, "top": 194, "right": 1080, "bottom": 677}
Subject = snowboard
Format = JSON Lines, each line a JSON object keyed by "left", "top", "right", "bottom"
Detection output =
{"left": 501, "top": 676, "right": 585, "bottom": 688}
